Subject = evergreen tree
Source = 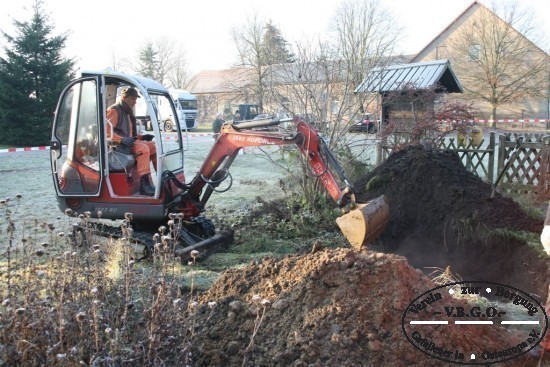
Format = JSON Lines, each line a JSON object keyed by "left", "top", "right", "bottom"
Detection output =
{"left": 136, "top": 41, "right": 158, "bottom": 79}
{"left": 0, "top": 0, "right": 75, "bottom": 146}
{"left": 261, "top": 21, "right": 295, "bottom": 66}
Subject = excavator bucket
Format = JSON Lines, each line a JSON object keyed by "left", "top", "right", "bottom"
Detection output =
{"left": 336, "top": 195, "right": 389, "bottom": 249}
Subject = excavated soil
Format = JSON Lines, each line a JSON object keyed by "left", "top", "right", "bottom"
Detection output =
{"left": 186, "top": 145, "right": 548, "bottom": 366}
{"left": 190, "top": 249, "right": 530, "bottom": 366}
{"left": 354, "top": 146, "right": 547, "bottom": 298}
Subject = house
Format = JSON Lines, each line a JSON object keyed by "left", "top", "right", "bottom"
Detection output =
{"left": 410, "top": 1, "right": 549, "bottom": 120}
{"left": 189, "top": 55, "right": 413, "bottom": 124}
{"left": 188, "top": 67, "right": 257, "bottom": 123}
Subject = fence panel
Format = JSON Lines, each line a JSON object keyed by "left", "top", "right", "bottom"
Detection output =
{"left": 436, "top": 133, "right": 495, "bottom": 183}
{"left": 497, "top": 133, "right": 548, "bottom": 195}
{"left": 378, "top": 132, "right": 550, "bottom": 196}
{"left": 379, "top": 132, "right": 496, "bottom": 183}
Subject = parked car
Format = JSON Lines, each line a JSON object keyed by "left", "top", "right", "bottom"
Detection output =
{"left": 349, "top": 113, "right": 378, "bottom": 133}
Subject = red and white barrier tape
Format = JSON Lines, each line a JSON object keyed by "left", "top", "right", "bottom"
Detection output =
{"left": 0, "top": 146, "right": 50, "bottom": 154}
{"left": 440, "top": 119, "right": 549, "bottom": 124}
{"left": 0, "top": 133, "right": 215, "bottom": 154}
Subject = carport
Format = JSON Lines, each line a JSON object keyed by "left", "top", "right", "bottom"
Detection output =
{"left": 355, "top": 59, "right": 463, "bottom": 126}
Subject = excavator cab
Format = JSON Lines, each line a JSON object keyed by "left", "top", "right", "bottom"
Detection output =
{"left": 50, "top": 71, "right": 187, "bottom": 220}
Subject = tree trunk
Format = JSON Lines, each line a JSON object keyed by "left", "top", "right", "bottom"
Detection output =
{"left": 490, "top": 105, "right": 497, "bottom": 128}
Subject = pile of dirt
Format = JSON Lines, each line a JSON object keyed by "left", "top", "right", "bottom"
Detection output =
{"left": 354, "top": 146, "right": 547, "bottom": 296}
{"left": 189, "top": 249, "right": 526, "bottom": 366}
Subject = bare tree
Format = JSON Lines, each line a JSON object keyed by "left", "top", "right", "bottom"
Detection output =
{"left": 271, "top": 0, "right": 400, "bottom": 130}
{"left": 154, "top": 37, "right": 174, "bottom": 85}
{"left": 266, "top": 39, "right": 343, "bottom": 203}
{"left": 263, "top": 0, "right": 401, "bottom": 204}
{"left": 231, "top": 11, "right": 268, "bottom": 112}
{"left": 166, "top": 48, "right": 191, "bottom": 89}
{"left": 329, "top": 0, "right": 401, "bottom": 125}
{"left": 154, "top": 37, "right": 191, "bottom": 89}
{"left": 448, "top": 1, "right": 549, "bottom": 124}
{"left": 132, "top": 37, "right": 190, "bottom": 88}
{"left": 108, "top": 49, "right": 133, "bottom": 74}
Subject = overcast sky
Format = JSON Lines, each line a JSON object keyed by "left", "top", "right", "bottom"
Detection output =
{"left": 0, "top": 0, "right": 548, "bottom": 76}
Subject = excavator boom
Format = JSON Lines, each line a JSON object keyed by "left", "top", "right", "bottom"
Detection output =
{"left": 180, "top": 116, "right": 389, "bottom": 248}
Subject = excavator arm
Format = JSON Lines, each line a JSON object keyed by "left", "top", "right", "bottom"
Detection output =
{"left": 177, "top": 116, "right": 389, "bottom": 249}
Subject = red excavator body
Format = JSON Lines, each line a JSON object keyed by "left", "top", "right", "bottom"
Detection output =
{"left": 50, "top": 71, "right": 389, "bottom": 257}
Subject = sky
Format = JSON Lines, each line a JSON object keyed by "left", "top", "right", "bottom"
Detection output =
{"left": 0, "top": 0, "right": 548, "bottom": 76}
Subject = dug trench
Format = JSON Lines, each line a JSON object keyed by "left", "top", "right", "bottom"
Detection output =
{"left": 185, "top": 145, "right": 548, "bottom": 366}
{"left": 355, "top": 146, "right": 548, "bottom": 299}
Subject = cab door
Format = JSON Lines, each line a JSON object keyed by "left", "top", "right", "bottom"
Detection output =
{"left": 50, "top": 78, "right": 104, "bottom": 197}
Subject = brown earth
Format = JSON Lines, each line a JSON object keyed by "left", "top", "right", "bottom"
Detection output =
{"left": 187, "top": 145, "right": 548, "bottom": 366}
{"left": 355, "top": 146, "right": 547, "bottom": 298}
{"left": 189, "top": 249, "right": 534, "bottom": 366}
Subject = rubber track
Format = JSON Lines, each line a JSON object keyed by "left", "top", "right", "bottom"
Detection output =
{"left": 73, "top": 216, "right": 216, "bottom": 258}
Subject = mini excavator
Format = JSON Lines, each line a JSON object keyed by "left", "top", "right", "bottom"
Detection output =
{"left": 50, "top": 70, "right": 389, "bottom": 259}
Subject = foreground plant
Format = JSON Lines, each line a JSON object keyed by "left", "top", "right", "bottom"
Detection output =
{"left": 0, "top": 198, "right": 216, "bottom": 366}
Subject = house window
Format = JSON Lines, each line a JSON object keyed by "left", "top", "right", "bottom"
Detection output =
{"left": 331, "top": 100, "right": 340, "bottom": 115}
{"left": 468, "top": 44, "right": 481, "bottom": 61}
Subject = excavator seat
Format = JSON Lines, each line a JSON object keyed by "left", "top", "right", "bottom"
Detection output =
{"left": 108, "top": 147, "right": 135, "bottom": 173}
{"left": 108, "top": 145, "right": 140, "bottom": 196}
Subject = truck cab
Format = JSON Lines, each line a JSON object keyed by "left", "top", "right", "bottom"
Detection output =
{"left": 238, "top": 104, "right": 259, "bottom": 120}
{"left": 156, "top": 89, "right": 198, "bottom": 131}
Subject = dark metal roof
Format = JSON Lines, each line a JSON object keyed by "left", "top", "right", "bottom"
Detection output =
{"left": 354, "top": 59, "right": 463, "bottom": 94}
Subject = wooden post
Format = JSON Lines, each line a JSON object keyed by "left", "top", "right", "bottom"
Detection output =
{"left": 376, "top": 140, "right": 382, "bottom": 166}
{"left": 488, "top": 132, "right": 495, "bottom": 184}
{"left": 497, "top": 134, "right": 506, "bottom": 177}
{"left": 541, "top": 136, "right": 550, "bottom": 199}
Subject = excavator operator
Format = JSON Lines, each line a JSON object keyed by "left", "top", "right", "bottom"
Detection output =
{"left": 106, "top": 87, "right": 157, "bottom": 196}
